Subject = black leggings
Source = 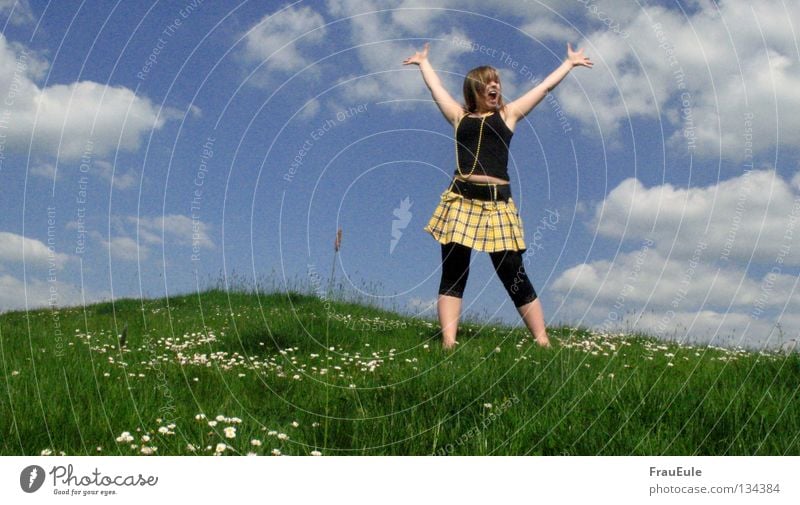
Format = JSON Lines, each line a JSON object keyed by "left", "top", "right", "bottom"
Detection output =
{"left": 438, "top": 242, "right": 538, "bottom": 308}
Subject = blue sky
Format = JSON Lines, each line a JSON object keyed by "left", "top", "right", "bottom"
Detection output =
{"left": 2, "top": 0, "right": 799, "bottom": 349}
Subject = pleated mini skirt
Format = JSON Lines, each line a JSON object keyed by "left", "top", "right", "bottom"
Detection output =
{"left": 424, "top": 186, "right": 527, "bottom": 253}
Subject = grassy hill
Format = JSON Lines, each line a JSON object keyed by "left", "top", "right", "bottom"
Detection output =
{"left": 1, "top": 289, "right": 798, "bottom": 456}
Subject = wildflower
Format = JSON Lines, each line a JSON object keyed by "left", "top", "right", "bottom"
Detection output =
{"left": 277, "top": 433, "right": 288, "bottom": 440}
{"left": 40, "top": 449, "right": 52, "bottom": 456}
{"left": 195, "top": 413, "right": 206, "bottom": 420}
{"left": 158, "top": 427, "right": 169, "bottom": 435}
{"left": 11, "top": 370, "right": 19, "bottom": 376}
{"left": 271, "top": 448, "right": 282, "bottom": 456}
{"left": 291, "top": 421, "right": 299, "bottom": 428}
{"left": 483, "top": 403, "right": 493, "bottom": 409}
{"left": 251, "top": 439, "right": 262, "bottom": 447}
{"left": 215, "top": 443, "right": 227, "bottom": 454}
{"left": 292, "top": 374, "right": 301, "bottom": 380}
{"left": 312, "top": 422, "right": 320, "bottom": 428}
{"left": 208, "top": 421, "right": 218, "bottom": 427}
{"left": 96, "top": 447, "right": 102, "bottom": 452}
{"left": 187, "top": 444, "right": 197, "bottom": 452}
{"left": 268, "top": 430, "right": 278, "bottom": 436}
{"left": 115, "top": 431, "right": 134, "bottom": 443}
{"left": 216, "top": 415, "right": 226, "bottom": 422}
{"left": 247, "top": 452, "right": 257, "bottom": 456}
{"left": 140, "top": 446, "right": 157, "bottom": 455}
{"left": 224, "top": 427, "right": 237, "bottom": 439}
{"left": 310, "top": 450, "right": 322, "bottom": 456}
{"left": 142, "top": 435, "right": 151, "bottom": 442}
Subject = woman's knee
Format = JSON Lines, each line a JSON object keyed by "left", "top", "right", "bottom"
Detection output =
{"left": 439, "top": 242, "right": 472, "bottom": 298}
{"left": 490, "top": 250, "right": 538, "bottom": 307}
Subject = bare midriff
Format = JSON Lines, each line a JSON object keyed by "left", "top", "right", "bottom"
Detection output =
{"left": 454, "top": 174, "right": 510, "bottom": 185}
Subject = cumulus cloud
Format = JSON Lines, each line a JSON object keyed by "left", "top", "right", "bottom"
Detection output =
{"left": 86, "top": 214, "right": 214, "bottom": 262}
{"left": 29, "top": 161, "right": 56, "bottom": 179}
{"left": 95, "top": 160, "right": 139, "bottom": 191}
{"left": 0, "top": 0, "right": 34, "bottom": 26}
{"left": 326, "top": 0, "right": 474, "bottom": 108}
{"left": 556, "top": 1, "right": 800, "bottom": 159}
{"left": 239, "top": 4, "right": 327, "bottom": 75}
{"left": 592, "top": 168, "right": 800, "bottom": 265}
{"left": 552, "top": 168, "right": 800, "bottom": 348}
{"left": 0, "top": 34, "right": 175, "bottom": 160}
{"left": 126, "top": 214, "right": 214, "bottom": 250}
{"left": 92, "top": 232, "right": 148, "bottom": 262}
{"left": 0, "top": 231, "right": 70, "bottom": 269}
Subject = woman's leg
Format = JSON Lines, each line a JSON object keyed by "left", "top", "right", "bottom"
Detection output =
{"left": 438, "top": 242, "right": 472, "bottom": 348}
{"left": 489, "top": 250, "right": 550, "bottom": 347}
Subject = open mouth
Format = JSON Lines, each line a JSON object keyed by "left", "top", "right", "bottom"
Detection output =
{"left": 487, "top": 89, "right": 498, "bottom": 100}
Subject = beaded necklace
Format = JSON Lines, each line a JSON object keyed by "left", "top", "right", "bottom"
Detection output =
{"left": 454, "top": 111, "right": 492, "bottom": 179}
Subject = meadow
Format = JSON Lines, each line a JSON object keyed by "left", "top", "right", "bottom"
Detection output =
{"left": 1, "top": 287, "right": 798, "bottom": 456}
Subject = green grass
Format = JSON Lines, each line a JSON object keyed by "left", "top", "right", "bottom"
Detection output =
{"left": 1, "top": 288, "right": 798, "bottom": 456}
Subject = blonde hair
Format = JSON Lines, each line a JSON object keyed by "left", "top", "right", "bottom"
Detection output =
{"left": 462, "top": 66, "right": 504, "bottom": 113}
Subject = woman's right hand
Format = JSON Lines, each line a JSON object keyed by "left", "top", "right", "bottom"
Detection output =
{"left": 402, "top": 42, "right": 429, "bottom": 66}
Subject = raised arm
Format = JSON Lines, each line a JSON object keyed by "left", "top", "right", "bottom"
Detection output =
{"left": 403, "top": 42, "right": 464, "bottom": 126}
{"left": 505, "top": 43, "right": 593, "bottom": 126}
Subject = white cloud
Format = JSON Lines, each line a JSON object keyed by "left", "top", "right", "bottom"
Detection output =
{"left": 0, "top": 34, "right": 175, "bottom": 160}
{"left": 240, "top": 5, "right": 326, "bottom": 74}
{"left": 556, "top": 1, "right": 800, "bottom": 158}
{"left": 520, "top": 19, "right": 575, "bottom": 43}
{"left": 552, "top": 167, "right": 800, "bottom": 348}
{"left": 29, "top": 161, "right": 56, "bottom": 179}
{"left": 0, "top": 0, "right": 34, "bottom": 26}
{"left": 592, "top": 168, "right": 800, "bottom": 265}
{"left": 133, "top": 214, "right": 215, "bottom": 250}
{"left": 95, "top": 160, "right": 138, "bottom": 191}
{"left": 553, "top": 247, "right": 800, "bottom": 314}
{"left": 92, "top": 232, "right": 148, "bottom": 262}
{"left": 0, "top": 272, "right": 107, "bottom": 313}
{"left": 0, "top": 231, "right": 70, "bottom": 269}
{"left": 86, "top": 214, "right": 214, "bottom": 262}
{"left": 324, "top": 0, "right": 578, "bottom": 111}
{"left": 297, "top": 98, "right": 321, "bottom": 119}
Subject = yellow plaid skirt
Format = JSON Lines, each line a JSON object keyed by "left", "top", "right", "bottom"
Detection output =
{"left": 424, "top": 188, "right": 527, "bottom": 253}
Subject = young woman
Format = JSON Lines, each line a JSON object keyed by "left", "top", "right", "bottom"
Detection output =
{"left": 403, "top": 42, "right": 592, "bottom": 349}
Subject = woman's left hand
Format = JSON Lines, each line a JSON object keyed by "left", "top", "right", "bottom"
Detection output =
{"left": 567, "top": 43, "right": 593, "bottom": 68}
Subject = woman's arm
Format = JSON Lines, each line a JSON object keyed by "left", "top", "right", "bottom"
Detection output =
{"left": 403, "top": 42, "right": 464, "bottom": 125}
{"left": 505, "top": 43, "right": 592, "bottom": 127}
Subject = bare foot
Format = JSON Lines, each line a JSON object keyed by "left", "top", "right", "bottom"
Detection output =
{"left": 442, "top": 339, "right": 457, "bottom": 350}
{"left": 535, "top": 336, "right": 551, "bottom": 348}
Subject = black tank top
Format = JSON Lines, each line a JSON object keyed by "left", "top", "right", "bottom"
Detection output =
{"left": 454, "top": 111, "right": 513, "bottom": 181}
